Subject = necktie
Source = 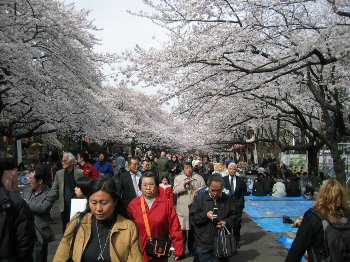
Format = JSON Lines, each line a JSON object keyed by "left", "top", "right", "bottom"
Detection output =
{"left": 230, "top": 176, "right": 235, "bottom": 193}
{"left": 132, "top": 174, "right": 138, "bottom": 194}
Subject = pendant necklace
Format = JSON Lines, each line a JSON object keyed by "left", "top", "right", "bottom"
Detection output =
{"left": 95, "top": 218, "right": 113, "bottom": 261}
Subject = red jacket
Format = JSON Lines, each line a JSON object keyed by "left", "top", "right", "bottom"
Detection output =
{"left": 158, "top": 184, "right": 174, "bottom": 203}
{"left": 128, "top": 194, "right": 184, "bottom": 261}
{"left": 81, "top": 162, "right": 99, "bottom": 180}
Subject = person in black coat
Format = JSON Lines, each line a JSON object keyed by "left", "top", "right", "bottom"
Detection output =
{"left": 262, "top": 172, "right": 274, "bottom": 195}
{"left": 0, "top": 159, "right": 36, "bottom": 261}
{"left": 189, "top": 174, "right": 237, "bottom": 261}
{"left": 222, "top": 162, "right": 247, "bottom": 244}
{"left": 116, "top": 157, "right": 142, "bottom": 207}
{"left": 286, "top": 180, "right": 350, "bottom": 262}
{"left": 252, "top": 176, "right": 267, "bottom": 196}
{"left": 285, "top": 177, "right": 301, "bottom": 197}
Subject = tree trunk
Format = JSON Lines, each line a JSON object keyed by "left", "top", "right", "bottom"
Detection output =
{"left": 307, "top": 147, "right": 319, "bottom": 176}
{"left": 330, "top": 147, "right": 346, "bottom": 185}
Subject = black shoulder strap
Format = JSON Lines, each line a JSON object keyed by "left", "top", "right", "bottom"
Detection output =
{"left": 68, "top": 211, "right": 87, "bottom": 260}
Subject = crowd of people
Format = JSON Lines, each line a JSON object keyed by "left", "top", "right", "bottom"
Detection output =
{"left": 250, "top": 165, "right": 324, "bottom": 199}
{"left": 0, "top": 150, "right": 349, "bottom": 262}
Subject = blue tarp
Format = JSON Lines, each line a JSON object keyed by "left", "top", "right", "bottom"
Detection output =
{"left": 245, "top": 195, "right": 307, "bottom": 201}
{"left": 253, "top": 218, "right": 298, "bottom": 233}
{"left": 277, "top": 236, "right": 306, "bottom": 262}
{"left": 277, "top": 235, "right": 295, "bottom": 249}
{"left": 245, "top": 200, "right": 314, "bottom": 218}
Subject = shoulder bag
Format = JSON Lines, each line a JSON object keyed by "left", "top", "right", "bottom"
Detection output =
{"left": 140, "top": 196, "right": 172, "bottom": 257}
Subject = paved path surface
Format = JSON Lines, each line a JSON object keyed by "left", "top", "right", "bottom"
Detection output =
{"left": 48, "top": 202, "right": 290, "bottom": 261}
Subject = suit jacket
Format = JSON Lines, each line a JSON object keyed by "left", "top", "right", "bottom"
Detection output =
{"left": 51, "top": 168, "right": 84, "bottom": 212}
{"left": 22, "top": 185, "right": 57, "bottom": 244}
{"left": 222, "top": 175, "right": 247, "bottom": 211}
{"left": 116, "top": 171, "right": 139, "bottom": 208}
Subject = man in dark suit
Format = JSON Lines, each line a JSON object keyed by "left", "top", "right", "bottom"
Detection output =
{"left": 23, "top": 168, "right": 57, "bottom": 262}
{"left": 116, "top": 157, "right": 142, "bottom": 207}
{"left": 222, "top": 162, "right": 247, "bottom": 244}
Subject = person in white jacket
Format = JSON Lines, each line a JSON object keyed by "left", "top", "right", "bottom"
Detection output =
{"left": 272, "top": 177, "right": 286, "bottom": 197}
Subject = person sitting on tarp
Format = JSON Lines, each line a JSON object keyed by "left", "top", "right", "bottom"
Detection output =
{"left": 262, "top": 171, "right": 274, "bottom": 195}
{"left": 286, "top": 177, "right": 301, "bottom": 197}
{"left": 303, "top": 182, "right": 315, "bottom": 200}
{"left": 272, "top": 176, "right": 286, "bottom": 198}
{"left": 252, "top": 175, "right": 267, "bottom": 196}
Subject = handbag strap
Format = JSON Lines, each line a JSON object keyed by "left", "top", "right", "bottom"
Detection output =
{"left": 68, "top": 211, "right": 86, "bottom": 260}
{"left": 140, "top": 196, "right": 152, "bottom": 239}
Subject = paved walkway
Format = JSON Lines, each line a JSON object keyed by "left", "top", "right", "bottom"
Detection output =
{"left": 48, "top": 201, "right": 289, "bottom": 261}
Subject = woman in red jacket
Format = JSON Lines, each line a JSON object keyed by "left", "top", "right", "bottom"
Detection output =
{"left": 128, "top": 172, "right": 184, "bottom": 261}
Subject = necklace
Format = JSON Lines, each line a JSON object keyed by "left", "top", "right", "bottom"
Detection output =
{"left": 95, "top": 218, "right": 113, "bottom": 261}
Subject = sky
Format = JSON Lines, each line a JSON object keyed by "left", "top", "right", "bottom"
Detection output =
{"left": 63, "top": 0, "right": 175, "bottom": 107}
{"left": 64, "top": 0, "right": 168, "bottom": 54}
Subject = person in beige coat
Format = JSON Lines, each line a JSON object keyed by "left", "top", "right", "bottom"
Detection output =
{"left": 53, "top": 176, "right": 142, "bottom": 262}
{"left": 174, "top": 162, "right": 205, "bottom": 256}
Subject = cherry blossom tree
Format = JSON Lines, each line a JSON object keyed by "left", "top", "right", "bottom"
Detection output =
{"left": 0, "top": 0, "right": 108, "bottom": 144}
{"left": 118, "top": 0, "right": 350, "bottom": 183}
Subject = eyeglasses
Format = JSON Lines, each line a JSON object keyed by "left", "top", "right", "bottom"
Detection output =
{"left": 61, "top": 159, "right": 69, "bottom": 163}
{"left": 209, "top": 188, "right": 222, "bottom": 193}
{"left": 142, "top": 183, "right": 156, "bottom": 188}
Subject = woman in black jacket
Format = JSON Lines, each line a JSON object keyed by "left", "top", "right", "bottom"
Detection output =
{"left": 285, "top": 179, "right": 350, "bottom": 262}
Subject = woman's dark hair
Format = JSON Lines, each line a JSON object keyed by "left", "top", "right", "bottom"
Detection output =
{"left": 138, "top": 172, "right": 159, "bottom": 190}
{"left": 87, "top": 176, "right": 129, "bottom": 219}
{"left": 76, "top": 176, "right": 93, "bottom": 197}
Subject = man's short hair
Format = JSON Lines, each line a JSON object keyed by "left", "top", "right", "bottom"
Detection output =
{"left": 33, "top": 169, "right": 47, "bottom": 184}
{"left": 207, "top": 174, "right": 223, "bottom": 188}
{"left": 0, "top": 158, "right": 16, "bottom": 180}
{"left": 78, "top": 152, "right": 89, "bottom": 162}
{"left": 182, "top": 161, "right": 192, "bottom": 169}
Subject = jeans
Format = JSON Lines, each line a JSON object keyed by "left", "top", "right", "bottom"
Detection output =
{"left": 196, "top": 247, "right": 229, "bottom": 262}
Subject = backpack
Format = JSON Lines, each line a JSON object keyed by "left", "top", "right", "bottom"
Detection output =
{"left": 311, "top": 209, "right": 350, "bottom": 262}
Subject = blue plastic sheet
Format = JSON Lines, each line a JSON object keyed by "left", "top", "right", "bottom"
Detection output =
{"left": 245, "top": 195, "right": 307, "bottom": 201}
{"left": 277, "top": 236, "right": 306, "bottom": 262}
{"left": 277, "top": 235, "right": 294, "bottom": 249}
{"left": 253, "top": 218, "right": 298, "bottom": 233}
{"left": 245, "top": 200, "right": 314, "bottom": 218}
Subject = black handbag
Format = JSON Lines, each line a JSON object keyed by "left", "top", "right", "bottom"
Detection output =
{"left": 145, "top": 236, "right": 172, "bottom": 257}
{"left": 141, "top": 196, "right": 172, "bottom": 257}
{"left": 214, "top": 225, "right": 237, "bottom": 258}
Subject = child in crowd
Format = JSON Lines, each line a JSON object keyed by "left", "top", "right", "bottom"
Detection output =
{"left": 158, "top": 175, "right": 174, "bottom": 203}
